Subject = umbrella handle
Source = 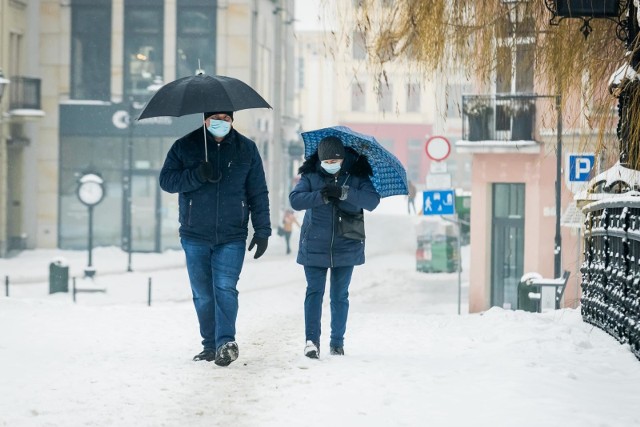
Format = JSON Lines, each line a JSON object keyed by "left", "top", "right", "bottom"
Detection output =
{"left": 202, "top": 124, "right": 208, "bottom": 162}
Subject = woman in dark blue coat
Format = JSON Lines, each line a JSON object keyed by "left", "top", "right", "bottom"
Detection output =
{"left": 289, "top": 136, "right": 380, "bottom": 358}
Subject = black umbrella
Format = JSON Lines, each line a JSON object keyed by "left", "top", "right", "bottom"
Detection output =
{"left": 137, "top": 73, "right": 271, "bottom": 161}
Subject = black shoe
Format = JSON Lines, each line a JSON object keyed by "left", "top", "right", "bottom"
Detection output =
{"left": 214, "top": 341, "right": 239, "bottom": 367}
{"left": 304, "top": 340, "right": 320, "bottom": 359}
{"left": 193, "top": 349, "right": 216, "bottom": 362}
{"left": 330, "top": 346, "right": 344, "bottom": 356}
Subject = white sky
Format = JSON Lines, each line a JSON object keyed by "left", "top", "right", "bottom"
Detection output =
{"left": 294, "top": 0, "right": 331, "bottom": 32}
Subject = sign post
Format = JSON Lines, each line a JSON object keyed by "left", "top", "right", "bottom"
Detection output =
{"left": 423, "top": 189, "right": 462, "bottom": 315}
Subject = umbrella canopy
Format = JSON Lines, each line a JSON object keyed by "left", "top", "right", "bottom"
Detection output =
{"left": 137, "top": 73, "right": 271, "bottom": 120}
{"left": 301, "top": 126, "right": 409, "bottom": 198}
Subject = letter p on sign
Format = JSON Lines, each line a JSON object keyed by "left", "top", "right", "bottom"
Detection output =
{"left": 568, "top": 154, "right": 595, "bottom": 182}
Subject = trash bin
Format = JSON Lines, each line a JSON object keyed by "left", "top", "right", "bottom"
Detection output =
{"left": 517, "top": 272, "right": 542, "bottom": 312}
{"left": 430, "top": 234, "right": 459, "bottom": 273}
{"left": 49, "top": 259, "right": 69, "bottom": 294}
{"left": 416, "top": 237, "right": 433, "bottom": 272}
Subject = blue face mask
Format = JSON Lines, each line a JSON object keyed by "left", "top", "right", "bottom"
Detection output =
{"left": 321, "top": 161, "right": 341, "bottom": 174}
{"left": 208, "top": 119, "right": 232, "bottom": 138}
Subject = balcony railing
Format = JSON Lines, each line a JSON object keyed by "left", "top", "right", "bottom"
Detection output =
{"left": 8, "top": 76, "right": 42, "bottom": 111}
{"left": 461, "top": 94, "right": 538, "bottom": 142}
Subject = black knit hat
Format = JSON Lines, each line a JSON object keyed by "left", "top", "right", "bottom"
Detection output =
{"left": 317, "top": 136, "right": 345, "bottom": 161}
{"left": 205, "top": 111, "right": 234, "bottom": 120}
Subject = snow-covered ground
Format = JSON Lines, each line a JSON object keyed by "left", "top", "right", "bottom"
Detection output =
{"left": 1, "top": 197, "right": 640, "bottom": 427}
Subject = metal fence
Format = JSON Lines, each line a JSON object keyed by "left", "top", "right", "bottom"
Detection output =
{"left": 581, "top": 198, "right": 640, "bottom": 360}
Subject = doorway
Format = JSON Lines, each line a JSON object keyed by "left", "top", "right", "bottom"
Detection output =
{"left": 491, "top": 183, "right": 525, "bottom": 309}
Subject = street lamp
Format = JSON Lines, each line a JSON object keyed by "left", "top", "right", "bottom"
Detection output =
{"left": 0, "top": 70, "right": 9, "bottom": 102}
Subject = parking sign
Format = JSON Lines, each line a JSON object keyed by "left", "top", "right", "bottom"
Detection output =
{"left": 567, "top": 154, "right": 595, "bottom": 182}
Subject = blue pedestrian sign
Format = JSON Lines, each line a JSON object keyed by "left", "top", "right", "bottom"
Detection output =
{"left": 568, "top": 154, "right": 595, "bottom": 182}
{"left": 423, "top": 190, "right": 455, "bottom": 216}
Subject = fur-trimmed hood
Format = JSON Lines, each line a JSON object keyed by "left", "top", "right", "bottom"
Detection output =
{"left": 298, "top": 147, "right": 373, "bottom": 177}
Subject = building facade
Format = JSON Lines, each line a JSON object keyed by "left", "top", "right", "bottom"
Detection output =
{"left": 0, "top": 0, "right": 296, "bottom": 257}
{"left": 294, "top": 3, "right": 472, "bottom": 199}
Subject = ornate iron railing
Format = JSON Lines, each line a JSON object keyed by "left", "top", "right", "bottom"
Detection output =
{"left": 581, "top": 198, "right": 640, "bottom": 360}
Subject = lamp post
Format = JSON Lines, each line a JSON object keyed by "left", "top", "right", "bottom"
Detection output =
{"left": 554, "top": 94, "right": 562, "bottom": 278}
{"left": 545, "top": 0, "right": 633, "bottom": 277}
{"left": 0, "top": 70, "right": 10, "bottom": 258}
{"left": 124, "top": 79, "right": 163, "bottom": 271}
{"left": 125, "top": 96, "right": 134, "bottom": 272}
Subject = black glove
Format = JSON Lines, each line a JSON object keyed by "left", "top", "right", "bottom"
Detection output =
{"left": 321, "top": 184, "right": 342, "bottom": 200}
{"left": 196, "top": 162, "right": 213, "bottom": 182}
{"left": 248, "top": 235, "right": 268, "bottom": 259}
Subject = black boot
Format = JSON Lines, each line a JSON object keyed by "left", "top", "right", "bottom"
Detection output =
{"left": 330, "top": 346, "right": 344, "bottom": 355}
{"left": 193, "top": 348, "right": 216, "bottom": 362}
{"left": 214, "top": 341, "right": 239, "bottom": 367}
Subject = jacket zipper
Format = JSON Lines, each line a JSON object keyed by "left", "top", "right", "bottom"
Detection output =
{"left": 214, "top": 143, "right": 221, "bottom": 244}
{"left": 188, "top": 199, "right": 193, "bottom": 226}
{"left": 241, "top": 200, "right": 246, "bottom": 225}
{"left": 330, "top": 174, "right": 338, "bottom": 267}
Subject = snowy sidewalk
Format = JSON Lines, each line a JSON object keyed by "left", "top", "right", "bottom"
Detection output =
{"left": 1, "top": 210, "right": 640, "bottom": 426}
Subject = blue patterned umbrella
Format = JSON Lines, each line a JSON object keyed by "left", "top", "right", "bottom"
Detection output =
{"left": 301, "top": 126, "right": 409, "bottom": 198}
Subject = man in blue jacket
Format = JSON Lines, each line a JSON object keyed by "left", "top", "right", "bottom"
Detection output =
{"left": 159, "top": 111, "right": 270, "bottom": 367}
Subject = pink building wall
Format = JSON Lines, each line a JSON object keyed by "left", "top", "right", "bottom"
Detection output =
{"left": 342, "top": 122, "right": 433, "bottom": 182}
{"left": 468, "top": 151, "right": 579, "bottom": 313}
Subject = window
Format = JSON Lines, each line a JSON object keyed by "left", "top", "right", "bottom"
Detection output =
{"left": 298, "top": 58, "right": 305, "bottom": 90}
{"left": 406, "top": 83, "right": 420, "bottom": 113}
{"left": 407, "top": 138, "right": 421, "bottom": 182}
{"left": 353, "top": 31, "right": 366, "bottom": 60}
{"left": 493, "top": 183, "right": 525, "bottom": 218}
{"left": 515, "top": 43, "right": 534, "bottom": 92}
{"left": 176, "top": 0, "right": 216, "bottom": 78}
{"left": 124, "top": 0, "right": 164, "bottom": 97}
{"left": 71, "top": 0, "right": 111, "bottom": 100}
{"left": 351, "top": 82, "right": 366, "bottom": 112}
{"left": 446, "top": 83, "right": 472, "bottom": 118}
{"left": 378, "top": 81, "right": 393, "bottom": 112}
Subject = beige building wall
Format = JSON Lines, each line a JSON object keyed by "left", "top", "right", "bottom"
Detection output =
{"left": 0, "top": 0, "right": 295, "bottom": 256}
{"left": 37, "top": 0, "right": 67, "bottom": 249}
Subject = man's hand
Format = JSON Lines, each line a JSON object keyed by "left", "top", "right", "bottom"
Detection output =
{"left": 196, "top": 162, "right": 214, "bottom": 182}
{"left": 321, "top": 184, "right": 342, "bottom": 200}
{"left": 248, "top": 235, "right": 268, "bottom": 259}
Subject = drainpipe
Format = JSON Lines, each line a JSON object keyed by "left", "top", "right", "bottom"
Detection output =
{"left": 270, "top": 0, "right": 284, "bottom": 227}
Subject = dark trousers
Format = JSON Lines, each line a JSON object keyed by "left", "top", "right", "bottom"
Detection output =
{"left": 303, "top": 265, "right": 354, "bottom": 348}
{"left": 181, "top": 238, "right": 245, "bottom": 351}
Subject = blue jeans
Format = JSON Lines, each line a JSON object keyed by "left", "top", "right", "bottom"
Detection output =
{"left": 181, "top": 238, "right": 246, "bottom": 351}
{"left": 304, "top": 265, "right": 354, "bottom": 348}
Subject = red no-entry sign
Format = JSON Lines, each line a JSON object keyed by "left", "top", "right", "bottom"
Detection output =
{"left": 425, "top": 136, "right": 451, "bottom": 161}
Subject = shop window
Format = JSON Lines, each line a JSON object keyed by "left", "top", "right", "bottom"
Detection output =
{"left": 124, "top": 0, "right": 164, "bottom": 97}
{"left": 71, "top": 0, "right": 111, "bottom": 100}
{"left": 176, "top": 0, "right": 216, "bottom": 77}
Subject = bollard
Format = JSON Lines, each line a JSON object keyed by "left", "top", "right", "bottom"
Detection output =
{"left": 4, "top": 275, "right": 8, "bottom": 297}
{"left": 72, "top": 277, "right": 77, "bottom": 303}
{"left": 148, "top": 277, "right": 152, "bottom": 307}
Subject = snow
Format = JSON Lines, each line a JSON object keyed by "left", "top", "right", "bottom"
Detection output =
{"left": 1, "top": 197, "right": 640, "bottom": 427}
